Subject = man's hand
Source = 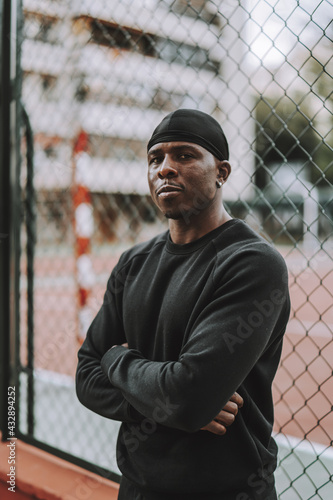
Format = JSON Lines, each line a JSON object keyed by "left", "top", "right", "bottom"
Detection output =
{"left": 201, "top": 392, "right": 244, "bottom": 436}
{"left": 110, "top": 345, "right": 243, "bottom": 436}
{"left": 110, "top": 343, "right": 128, "bottom": 349}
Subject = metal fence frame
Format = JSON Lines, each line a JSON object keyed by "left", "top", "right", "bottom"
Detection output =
{"left": 0, "top": 0, "right": 22, "bottom": 441}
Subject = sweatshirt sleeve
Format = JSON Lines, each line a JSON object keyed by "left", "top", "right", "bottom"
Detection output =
{"left": 75, "top": 267, "right": 144, "bottom": 424}
{"left": 100, "top": 244, "right": 290, "bottom": 432}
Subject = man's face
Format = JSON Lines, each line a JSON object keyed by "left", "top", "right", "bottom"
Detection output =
{"left": 147, "top": 141, "right": 221, "bottom": 221}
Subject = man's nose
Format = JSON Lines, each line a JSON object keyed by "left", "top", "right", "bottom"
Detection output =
{"left": 158, "top": 156, "right": 178, "bottom": 179}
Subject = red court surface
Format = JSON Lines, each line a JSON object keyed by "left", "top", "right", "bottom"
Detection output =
{"left": 273, "top": 247, "right": 333, "bottom": 448}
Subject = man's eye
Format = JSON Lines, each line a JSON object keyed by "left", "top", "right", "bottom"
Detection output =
{"left": 150, "top": 157, "right": 161, "bottom": 165}
{"left": 179, "top": 153, "right": 192, "bottom": 159}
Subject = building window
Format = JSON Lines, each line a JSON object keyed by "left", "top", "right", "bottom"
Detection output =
{"left": 85, "top": 17, "right": 219, "bottom": 72}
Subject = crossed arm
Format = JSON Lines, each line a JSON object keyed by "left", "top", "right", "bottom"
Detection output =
{"left": 76, "top": 313, "right": 243, "bottom": 435}
{"left": 76, "top": 248, "right": 287, "bottom": 435}
{"left": 118, "top": 341, "right": 243, "bottom": 435}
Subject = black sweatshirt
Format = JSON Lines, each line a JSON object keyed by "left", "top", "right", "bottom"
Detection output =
{"left": 76, "top": 219, "right": 290, "bottom": 499}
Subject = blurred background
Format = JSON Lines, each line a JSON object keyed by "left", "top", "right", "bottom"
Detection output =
{"left": 1, "top": 0, "right": 332, "bottom": 498}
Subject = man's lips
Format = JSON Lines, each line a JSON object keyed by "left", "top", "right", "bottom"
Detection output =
{"left": 156, "top": 184, "right": 184, "bottom": 197}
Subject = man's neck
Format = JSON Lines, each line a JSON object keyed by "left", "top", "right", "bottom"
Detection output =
{"left": 168, "top": 209, "right": 232, "bottom": 245}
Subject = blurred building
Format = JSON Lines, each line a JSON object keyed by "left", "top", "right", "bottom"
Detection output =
{"left": 21, "top": 0, "right": 332, "bottom": 245}
{"left": 22, "top": 0, "right": 255, "bottom": 245}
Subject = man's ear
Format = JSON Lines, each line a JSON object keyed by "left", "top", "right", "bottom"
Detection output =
{"left": 217, "top": 161, "right": 231, "bottom": 184}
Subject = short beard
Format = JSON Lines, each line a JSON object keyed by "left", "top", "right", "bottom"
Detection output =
{"left": 161, "top": 189, "right": 216, "bottom": 223}
{"left": 164, "top": 206, "right": 195, "bottom": 222}
{"left": 164, "top": 211, "right": 183, "bottom": 220}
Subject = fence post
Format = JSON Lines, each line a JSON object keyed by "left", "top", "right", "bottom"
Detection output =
{"left": 72, "top": 130, "right": 95, "bottom": 344}
{"left": 0, "top": 0, "right": 10, "bottom": 441}
{"left": 0, "top": 0, "right": 22, "bottom": 440}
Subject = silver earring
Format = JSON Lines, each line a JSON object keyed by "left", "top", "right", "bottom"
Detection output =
{"left": 216, "top": 180, "right": 222, "bottom": 188}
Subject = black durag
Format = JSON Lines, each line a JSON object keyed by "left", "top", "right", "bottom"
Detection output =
{"left": 147, "top": 109, "right": 229, "bottom": 161}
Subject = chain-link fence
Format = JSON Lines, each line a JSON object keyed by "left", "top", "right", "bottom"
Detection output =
{"left": 17, "top": 0, "right": 333, "bottom": 498}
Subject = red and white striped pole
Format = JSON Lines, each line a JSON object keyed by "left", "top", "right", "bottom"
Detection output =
{"left": 72, "top": 130, "right": 95, "bottom": 344}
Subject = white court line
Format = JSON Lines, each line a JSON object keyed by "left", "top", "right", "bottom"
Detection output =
{"left": 275, "top": 432, "right": 333, "bottom": 460}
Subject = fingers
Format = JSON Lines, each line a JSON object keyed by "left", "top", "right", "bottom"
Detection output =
{"left": 111, "top": 342, "right": 129, "bottom": 349}
{"left": 230, "top": 392, "right": 244, "bottom": 408}
{"left": 222, "top": 400, "right": 239, "bottom": 416}
{"left": 215, "top": 392, "right": 244, "bottom": 426}
{"left": 200, "top": 392, "right": 244, "bottom": 436}
{"left": 215, "top": 408, "right": 237, "bottom": 427}
{"left": 201, "top": 420, "right": 227, "bottom": 436}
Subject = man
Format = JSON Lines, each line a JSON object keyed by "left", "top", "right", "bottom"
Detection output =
{"left": 76, "top": 109, "right": 290, "bottom": 500}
